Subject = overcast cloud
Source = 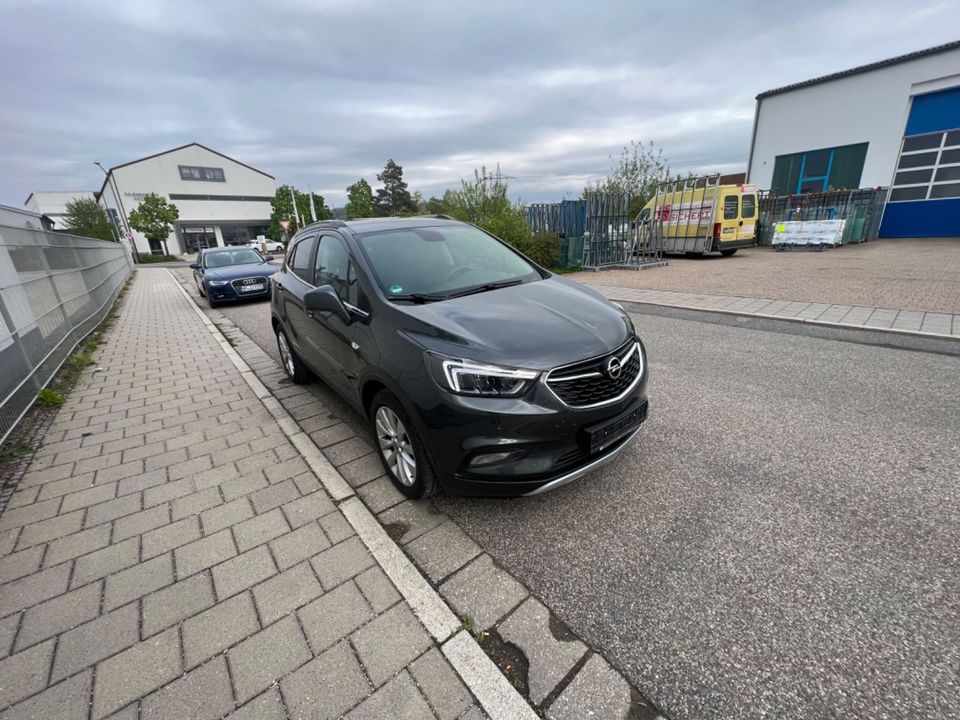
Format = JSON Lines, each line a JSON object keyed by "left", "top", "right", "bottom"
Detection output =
{"left": 1, "top": 0, "right": 958, "bottom": 206}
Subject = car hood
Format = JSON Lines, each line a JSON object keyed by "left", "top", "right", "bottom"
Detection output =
{"left": 395, "top": 276, "right": 631, "bottom": 370}
{"left": 202, "top": 263, "right": 277, "bottom": 281}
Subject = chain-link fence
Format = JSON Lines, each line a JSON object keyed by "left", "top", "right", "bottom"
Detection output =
{"left": 0, "top": 224, "right": 133, "bottom": 444}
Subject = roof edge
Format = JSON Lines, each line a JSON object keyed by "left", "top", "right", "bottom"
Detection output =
{"left": 106, "top": 142, "right": 276, "bottom": 180}
{"left": 756, "top": 39, "right": 960, "bottom": 100}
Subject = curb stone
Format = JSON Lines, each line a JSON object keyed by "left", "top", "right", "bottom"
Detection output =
{"left": 167, "top": 268, "right": 670, "bottom": 719}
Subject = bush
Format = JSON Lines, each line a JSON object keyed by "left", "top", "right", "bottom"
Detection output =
{"left": 516, "top": 234, "right": 561, "bottom": 268}
{"left": 136, "top": 254, "right": 180, "bottom": 264}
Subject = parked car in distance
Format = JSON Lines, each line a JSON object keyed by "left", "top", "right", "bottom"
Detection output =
{"left": 246, "top": 239, "right": 285, "bottom": 253}
{"left": 271, "top": 216, "right": 649, "bottom": 498}
{"left": 190, "top": 247, "right": 278, "bottom": 308}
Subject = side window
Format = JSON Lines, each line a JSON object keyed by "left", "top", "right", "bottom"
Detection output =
{"left": 289, "top": 236, "right": 317, "bottom": 283}
{"left": 723, "top": 195, "right": 739, "bottom": 220}
{"left": 314, "top": 235, "right": 357, "bottom": 305}
{"left": 741, "top": 194, "right": 756, "bottom": 219}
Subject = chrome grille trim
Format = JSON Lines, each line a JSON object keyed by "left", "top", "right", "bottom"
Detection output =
{"left": 544, "top": 340, "right": 643, "bottom": 409}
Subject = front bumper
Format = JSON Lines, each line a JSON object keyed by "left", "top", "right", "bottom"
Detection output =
{"left": 410, "top": 360, "right": 648, "bottom": 497}
{"left": 206, "top": 280, "right": 271, "bottom": 302}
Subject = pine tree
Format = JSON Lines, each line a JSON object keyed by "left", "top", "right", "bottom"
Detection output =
{"left": 374, "top": 159, "right": 417, "bottom": 215}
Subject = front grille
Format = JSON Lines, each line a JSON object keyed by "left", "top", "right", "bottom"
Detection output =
{"left": 546, "top": 340, "right": 642, "bottom": 408}
{"left": 230, "top": 276, "right": 267, "bottom": 291}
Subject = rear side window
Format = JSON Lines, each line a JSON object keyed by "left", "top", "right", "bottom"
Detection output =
{"left": 741, "top": 194, "right": 756, "bottom": 219}
{"left": 723, "top": 195, "right": 739, "bottom": 220}
{"left": 288, "top": 236, "right": 317, "bottom": 283}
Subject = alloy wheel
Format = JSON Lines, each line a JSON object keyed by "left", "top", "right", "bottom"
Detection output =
{"left": 277, "top": 331, "right": 296, "bottom": 378}
{"left": 375, "top": 406, "right": 416, "bottom": 486}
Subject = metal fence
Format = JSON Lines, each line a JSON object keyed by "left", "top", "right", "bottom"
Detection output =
{"left": 581, "top": 192, "right": 667, "bottom": 271}
{"left": 0, "top": 225, "right": 134, "bottom": 444}
{"left": 757, "top": 187, "right": 888, "bottom": 246}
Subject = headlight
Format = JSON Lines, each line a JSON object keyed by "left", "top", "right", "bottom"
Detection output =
{"left": 611, "top": 302, "right": 635, "bottom": 335}
{"left": 439, "top": 358, "right": 539, "bottom": 397}
{"left": 208, "top": 280, "right": 229, "bottom": 287}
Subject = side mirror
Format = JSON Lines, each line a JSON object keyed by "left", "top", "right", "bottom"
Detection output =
{"left": 189, "top": 263, "right": 200, "bottom": 270}
{"left": 303, "top": 285, "right": 351, "bottom": 324}
{"left": 263, "top": 255, "right": 274, "bottom": 262}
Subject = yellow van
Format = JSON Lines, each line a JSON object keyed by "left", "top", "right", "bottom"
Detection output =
{"left": 637, "top": 178, "right": 758, "bottom": 256}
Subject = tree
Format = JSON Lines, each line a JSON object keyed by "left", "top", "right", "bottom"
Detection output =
{"left": 374, "top": 159, "right": 417, "bottom": 216}
{"left": 421, "top": 195, "right": 449, "bottom": 215}
{"left": 443, "top": 167, "right": 531, "bottom": 250}
{"left": 64, "top": 198, "right": 116, "bottom": 242}
{"left": 268, "top": 185, "right": 332, "bottom": 239}
{"left": 586, "top": 140, "right": 674, "bottom": 218}
{"left": 344, "top": 179, "right": 375, "bottom": 219}
{"left": 128, "top": 193, "right": 179, "bottom": 255}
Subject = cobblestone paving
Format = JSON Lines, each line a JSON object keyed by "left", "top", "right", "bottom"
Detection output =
{"left": 570, "top": 238, "right": 960, "bottom": 315}
{"left": 0, "top": 271, "right": 484, "bottom": 720}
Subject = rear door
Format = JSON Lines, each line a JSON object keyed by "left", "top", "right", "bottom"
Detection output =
{"left": 717, "top": 190, "right": 740, "bottom": 246}
{"left": 278, "top": 234, "right": 320, "bottom": 362}
{"left": 738, "top": 189, "right": 758, "bottom": 243}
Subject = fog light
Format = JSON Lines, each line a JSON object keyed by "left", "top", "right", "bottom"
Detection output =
{"left": 469, "top": 451, "right": 523, "bottom": 467}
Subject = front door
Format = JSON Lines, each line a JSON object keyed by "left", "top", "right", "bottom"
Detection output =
{"left": 302, "top": 233, "right": 364, "bottom": 397}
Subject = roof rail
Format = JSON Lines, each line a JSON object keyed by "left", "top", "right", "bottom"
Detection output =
{"left": 299, "top": 219, "right": 348, "bottom": 231}
{"left": 427, "top": 214, "right": 455, "bottom": 220}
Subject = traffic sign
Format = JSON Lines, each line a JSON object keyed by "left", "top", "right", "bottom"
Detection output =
{"left": 279, "top": 219, "right": 292, "bottom": 232}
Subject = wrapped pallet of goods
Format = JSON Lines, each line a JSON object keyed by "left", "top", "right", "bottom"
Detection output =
{"left": 772, "top": 219, "right": 846, "bottom": 251}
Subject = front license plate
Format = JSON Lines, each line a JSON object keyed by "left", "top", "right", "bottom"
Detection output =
{"left": 584, "top": 401, "right": 647, "bottom": 454}
{"left": 239, "top": 283, "right": 265, "bottom": 293}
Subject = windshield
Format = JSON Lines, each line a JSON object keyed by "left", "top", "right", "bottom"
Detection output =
{"left": 357, "top": 225, "right": 539, "bottom": 299}
{"left": 204, "top": 249, "right": 264, "bottom": 268}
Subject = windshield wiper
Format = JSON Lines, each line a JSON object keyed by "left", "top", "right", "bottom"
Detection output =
{"left": 447, "top": 278, "right": 524, "bottom": 299}
{"left": 387, "top": 292, "right": 449, "bottom": 304}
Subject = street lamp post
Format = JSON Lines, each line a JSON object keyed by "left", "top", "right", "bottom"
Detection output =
{"left": 94, "top": 162, "right": 138, "bottom": 262}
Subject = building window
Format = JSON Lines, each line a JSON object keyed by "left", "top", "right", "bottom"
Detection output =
{"left": 770, "top": 143, "right": 868, "bottom": 195}
{"left": 888, "top": 127, "right": 960, "bottom": 202}
{"left": 220, "top": 225, "right": 271, "bottom": 246}
{"left": 178, "top": 165, "right": 225, "bottom": 182}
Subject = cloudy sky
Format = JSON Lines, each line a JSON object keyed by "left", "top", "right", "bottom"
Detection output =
{"left": 1, "top": 0, "right": 958, "bottom": 207}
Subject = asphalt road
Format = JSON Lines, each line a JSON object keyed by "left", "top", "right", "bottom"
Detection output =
{"left": 172, "top": 268, "right": 960, "bottom": 720}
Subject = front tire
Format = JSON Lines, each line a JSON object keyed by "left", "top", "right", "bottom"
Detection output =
{"left": 720, "top": 249, "right": 738, "bottom": 257}
{"left": 276, "top": 327, "right": 310, "bottom": 383}
{"left": 370, "top": 390, "right": 439, "bottom": 499}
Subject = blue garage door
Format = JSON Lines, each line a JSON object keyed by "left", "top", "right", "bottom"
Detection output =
{"left": 880, "top": 85, "right": 960, "bottom": 238}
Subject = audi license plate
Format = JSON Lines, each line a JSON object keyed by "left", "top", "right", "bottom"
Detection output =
{"left": 239, "top": 283, "right": 265, "bottom": 293}
{"left": 584, "top": 401, "right": 648, "bottom": 454}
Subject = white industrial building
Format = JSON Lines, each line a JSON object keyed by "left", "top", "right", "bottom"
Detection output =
{"left": 95, "top": 143, "right": 275, "bottom": 255}
{"left": 747, "top": 40, "right": 960, "bottom": 238}
{"left": 23, "top": 191, "right": 96, "bottom": 231}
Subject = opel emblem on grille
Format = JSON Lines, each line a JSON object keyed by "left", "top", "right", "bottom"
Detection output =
{"left": 605, "top": 356, "right": 622, "bottom": 379}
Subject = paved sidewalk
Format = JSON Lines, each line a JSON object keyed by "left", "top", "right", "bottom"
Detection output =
{"left": 586, "top": 283, "right": 960, "bottom": 337}
{"left": 0, "top": 270, "right": 490, "bottom": 719}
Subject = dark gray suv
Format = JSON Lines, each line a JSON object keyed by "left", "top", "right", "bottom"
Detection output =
{"left": 270, "top": 216, "right": 648, "bottom": 498}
